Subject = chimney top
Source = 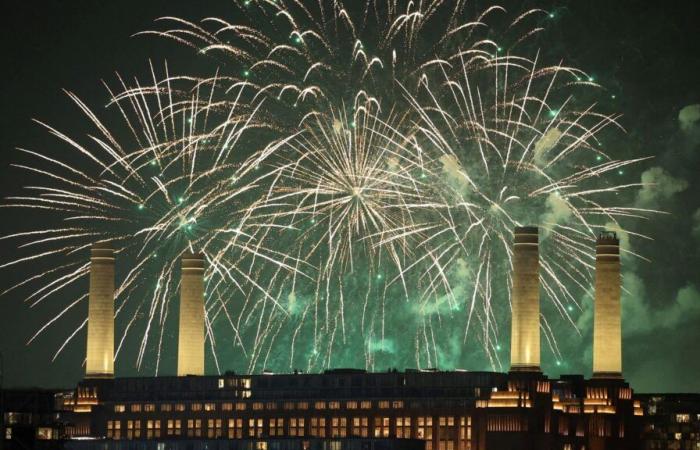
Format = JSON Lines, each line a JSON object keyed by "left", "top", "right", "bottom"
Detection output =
{"left": 597, "top": 231, "right": 619, "bottom": 244}
{"left": 182, "top": 252, "right": 205, "bottom": 270}
{"left": 514, "top": 226, "right": 538, "bottom": 245}
{"left": 514, "top": 226, "right": 538, "bottom": 235}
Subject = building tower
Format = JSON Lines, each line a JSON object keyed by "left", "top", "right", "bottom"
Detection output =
{"left": 510, "top": 226, "right": 541, "bottom": 372}
{"left": 86, "top": 242, "right": 115, "bottom": 378}
{"left": 593, "top": 231, "right": 622, "bottom": 378}
{"left": 177, "top": 252, "right": 205, "bottom": 376}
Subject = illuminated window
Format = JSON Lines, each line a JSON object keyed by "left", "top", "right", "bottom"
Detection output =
{"left": 374, "top": 417, "right": 390, "bottom": 437}
{"left": 418, "top": 417, "right": 433, "bottom": 440}
{"left": 297, "top": 402, "right": 309, "bottom": 410}
{"left": 459, "top": 416, "right": 471, "bottom": 449}
{"left": 204, "top": 403, "right": 216, "bottom": 412}
{"left": 208, "top": 419, "right": 223, "bottom": 438}
{"left": 331, "top": 417, "right": 347, "bottom": 437}
{"left": 269, "top": 418, "right": 284, "bottom": 436}
{"left": 107, "top": 421, "right": 113, "bottom": 439}
{"left": 114, "top": 405, "right": 126, "bottom": 413}
{"left": 222, "top": 403, "right": 233, "bottom": 411}
{"left": 191, "top": 403, "right": 203, "bottom": 412}
{"left": 235, "top": 403, "right": 247, "bottom": 411}
{"left": 248, "top": 418, "right": 264, "bottom": 437}
{"left": 360, "top": 401, "right": 372, "bottom": 409}
{"left": 329, "top": 401, "right": 341, "bottom": 410}
{"left": 126, "top": 420, "right": 141, "bottom": 439}
{"left": 675, "top": 432, "right": 683, "bottom": 440}
{"left": 315, "top": 401, "right": 327, "bottom": 410}
{"left": 112, "top": 420, "right": 122, "bottom": 439}
{"left": 144, "top": 404, "right": 155, "bottom": 412}
{"left": 266, "top": 402, "right": 277, "bottom": 410}
{"left": 186, "top": 419, "right": 202, "bottom": 438}
{"left": 396, "top": 417, "right": 411, "bottom": 438}
{"left": 290, "top": 418, "right": 305, "bottom": 436}
{"left": 284, "top": 402, "right": 296, "bottom": 410}
{"left": 228, "top": 419, "right": 243, "bottom": 439}
{"left": 147, "top": 420, "right": 161, "bottom": 439}
{"left": 242, "top": 390, "right": 252, "bottom": 398}
{"left": 175, "top": 404, "right": 185, "bottom": 412}
{"left": 438, "top": 417, "right": 456, "bottom": 450}
{"left": 160, "top": 404, "right": 172, "bottom": 412}
{"left": 379, "top": 401, "right": 390, "bottom": 409}
{"left": 253, "top": 402, "right": 264, "bottom": 411}
{"left": 677, "top": 414, "right": 691, "bottom": 423}
{"left": 241, "top": 378, "right": 252, "bottom": 389}
{"left": 218, "top": 378, "right": 225, "bottom": 389}
{"left": 311, "top": 418, "right": 326, "bottom": 437}
{"left": 167, "top": 419, "right": 181, "bottom": 437}
{"left": 256, "top": 442, "right": 268, "bottom": 450}
{"left": 346, "top": 401, "right": 358, "bottom": 409}
{"left": 352, "top": 417, "right": 369, "bottom": 437}
{"left": 130, "top": 404, "right": 142, "bottom": 413}
{"left": 392, "top": 401, "right": 404, "bottom": 409}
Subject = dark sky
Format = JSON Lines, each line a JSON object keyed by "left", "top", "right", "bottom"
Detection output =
{"left": 1, "top": 0, "right": 699, "bottom": 392}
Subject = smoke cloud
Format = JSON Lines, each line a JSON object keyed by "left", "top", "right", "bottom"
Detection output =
{"left": 635, "top": 167, "right": 688, "bottom": 209}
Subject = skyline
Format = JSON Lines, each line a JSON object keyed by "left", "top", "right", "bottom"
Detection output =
{"left": 1, "top": 0, "right": 699, "bottom": 393}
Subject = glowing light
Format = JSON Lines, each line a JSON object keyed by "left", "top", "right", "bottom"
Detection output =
{"left": 3, "top": 2, "right": 656, "bottom": 375}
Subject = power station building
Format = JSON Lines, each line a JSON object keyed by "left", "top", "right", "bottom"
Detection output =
{"left": 24, "top": 228, "right": 651, "bottom": 449}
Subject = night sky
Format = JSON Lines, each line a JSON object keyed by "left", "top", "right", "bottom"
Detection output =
{"left": 1, "top": 0, "right": 699, "bottom": 392}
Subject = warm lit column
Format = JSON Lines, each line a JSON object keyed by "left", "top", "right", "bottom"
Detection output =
{"left": 177, "top": 252, "right": 205, "bottom": 376}
{"left": 510, "top": 226, "right": 541, "bottom": 372}
{"left": 86, "top": 242, "right": 115, "bottom": 378}
{"left": 593, "top": 232, "right": 622, "bottom": 378}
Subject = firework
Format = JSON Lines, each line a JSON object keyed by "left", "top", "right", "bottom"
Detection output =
{"left": 2, "top": 1, "right": 656, "bottom": 375}
{"left": 141, "top": 1, "right": 550, "bottom": 129}
{"left": 1, "top": 65, "right": 305, "bottom": 373}
{"left": 394, "top": 53, "right": 652, "bottom": 369}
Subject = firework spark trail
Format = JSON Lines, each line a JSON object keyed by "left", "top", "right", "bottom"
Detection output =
{"left": 2, "top": 66, "right": 305, "bottom": 372}
{"left": 253, "top": 101, "right": 436, "bottom": 368}
{"left": 393, "top": 53, "right": 655, "bottom": 367}
{"left": 2, "top": 1, "right": 660, "bottom": 374}
{"left": 140, "top": 1, "right": 551, "bottom": 129}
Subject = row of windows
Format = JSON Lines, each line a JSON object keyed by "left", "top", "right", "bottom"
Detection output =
{"left": 113, "top": 400, "right": 406, "bottom": 413}
{"left": 218, "top": 378, "right": 252, "bottom": 389}
{"left": 106, "top": 416, "right": 472, "bottom": 444}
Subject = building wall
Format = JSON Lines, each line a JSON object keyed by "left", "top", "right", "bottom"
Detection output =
{"left": 62, "top": 371, "right": 642, "bottom": 450}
